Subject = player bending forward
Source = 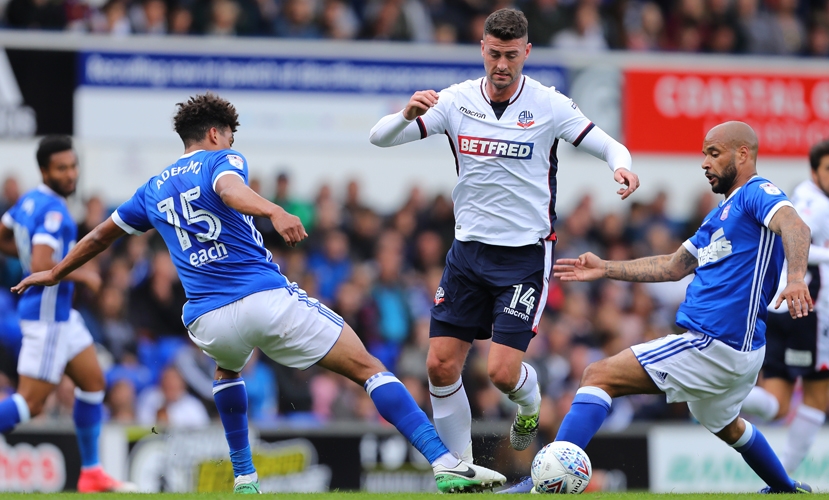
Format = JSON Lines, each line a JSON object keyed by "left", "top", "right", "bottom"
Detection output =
{"left": 369, "top": 8, "right": 638, "bottom": 463}
{"left": 551, "top": 122, "right": 813, "bottom": 494}
{"left": 0, "top": 136, "right": 135, "bottom": 492}
{"left": 12, "top": 94, "right": 506, "bottom": 494}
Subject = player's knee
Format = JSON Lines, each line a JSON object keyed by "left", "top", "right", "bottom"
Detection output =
{"left": 426, "top": 352, "right": 461, "bottom": 386}
{"left": 714, "top": 418, "right": 744, "bottom": 445}
{"left": 487, "top": 363, "right": 518, "bottom": 392}
{"left": 580, "top": 361, "right": 604, "bottom": 388}
{"left": 23, "top": 395, "right": 46, "bottom": 418}
{"left": 77, "top": 373, "right": 106, "bottom": 393}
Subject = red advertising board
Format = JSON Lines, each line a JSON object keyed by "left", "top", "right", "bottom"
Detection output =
{"left": 624, "top": 69, "right": 829, "bottom": 157}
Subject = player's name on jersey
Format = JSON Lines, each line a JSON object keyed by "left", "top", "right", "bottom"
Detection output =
{"left": 156, "top": 160, "right": 202, "bottom": 189}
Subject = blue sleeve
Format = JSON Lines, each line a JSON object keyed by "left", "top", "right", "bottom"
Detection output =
{"left": 31, "top": 202, "right": 68, "bottom": 250}
{"left": 744, "top": 180, "right": 793, "bottom": 228}
{"left": 210, "top": 150, "right": 249, "bottom": 192}
{"left": 112, "top": 182, "right": 153, "bottom": 235}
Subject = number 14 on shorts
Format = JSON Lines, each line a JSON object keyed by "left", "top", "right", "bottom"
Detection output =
{"left": 509, "top": 284, "right": 536, "bottom": 316}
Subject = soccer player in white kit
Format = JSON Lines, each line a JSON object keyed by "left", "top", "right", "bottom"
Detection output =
{"left": 553, "top": 122, "right": 813, "bottom": 494}
{"left": 369, "top": 8, "right": 639, "bottom": 461}
{"left": 741, "top": 138, "right": 829, "bottom": 473}
{"left": 13, "top": 94, "right": 506, "bottom": 494}
{"left": 0, "top": 136, "right": 135, "bottom": 492}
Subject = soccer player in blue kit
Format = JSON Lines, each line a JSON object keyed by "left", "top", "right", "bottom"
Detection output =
{"left": 550, "top": 122, "right": 813, "bottom": 494}
{"left": 0, "top": 136, "right": 136, "bottom": 492}
{"left": 12, "top": 94, "right": 506, "bottom": 494}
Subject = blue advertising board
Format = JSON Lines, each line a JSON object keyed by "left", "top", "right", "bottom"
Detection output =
{"left": 78, "top": 52, "right": 567, "bottom": 95}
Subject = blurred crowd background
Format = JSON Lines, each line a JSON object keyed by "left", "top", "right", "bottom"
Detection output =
{"left": 0, "top": 170, "right": 734, "bottom": 443}
{"left": 1, "top": 0, "right": 828, "bottom": 57}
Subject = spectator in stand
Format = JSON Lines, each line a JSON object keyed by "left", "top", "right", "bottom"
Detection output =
{"left": 307, "top": 230, "right": 352, "bottom": 305}
{"left": 136, "top": 365, "right": 210, "bottom": 428}
{"left": 552, "top": 0, "right": 607, "bottom": 51}
{"left": 274, "top": 0, "right": 321, "bottom": 37}
{"left": 0, "top": 177, "right": 20, "bottom": 215}
{"left": 130, "top": 0, "right": 167, "bottom": 34}
{"left": 89, "top": 0, "right": 131, "bottom": 34}
{"left": 106, "top": 378, "right": 137, "bottom": 424}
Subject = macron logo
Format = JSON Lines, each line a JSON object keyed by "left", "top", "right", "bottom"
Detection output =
{"left": 458, "top": 136, "right": 533, "bottom": 159}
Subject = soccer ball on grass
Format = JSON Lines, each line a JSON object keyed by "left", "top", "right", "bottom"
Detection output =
{"left": 530, "top": 441, "right": 592, "bottom": 494}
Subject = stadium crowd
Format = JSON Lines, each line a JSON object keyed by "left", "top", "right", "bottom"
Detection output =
{"left": 0, "top": 170, "right": 750, "bottom": 442}
{"left": 1, "top": 0, "right": 828, "bottom": 57}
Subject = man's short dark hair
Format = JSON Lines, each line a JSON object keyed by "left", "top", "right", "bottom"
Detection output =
{"left": 173, "top": 93, "right": 240, "bottom": 147}
{"left": 36, "top": 135, "right": 73, "bottom": 169}
{"left": 809, "top": 139, "right": 829, "bottom": 171}
{"left": 484, "top": 8, "right": 528, "bottom": 41}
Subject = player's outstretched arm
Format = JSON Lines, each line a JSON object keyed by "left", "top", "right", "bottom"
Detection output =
{"left": 554, "top": 246, "right": 697, "bottom": 283}
{"left": 11, "top": 218, "right": 125, "bottom": 294}
{"left": 30, "top": 244, "right": 101, "bottom": 293}
{"left": 768, "top": 205, "right": 813, "bottom": 318}
{"left": 369, "top": 90, "right": 438, "bottom": 147}
{"left": 215, "top": 174, "right": 307, "bottom": 247}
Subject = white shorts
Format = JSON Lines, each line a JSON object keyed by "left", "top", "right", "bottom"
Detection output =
{"left": 631, "top": 331, "right": 765, "bottom": 432}
{"left": 186, "top": 285, "right": 344, "bottom": 372}
{"left": 18, "top": 309, "right": 94, "bottom": 385}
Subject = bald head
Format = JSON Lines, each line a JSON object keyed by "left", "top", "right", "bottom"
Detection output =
{"left": 704, "top": 121, "right": 759, "bottom": 160}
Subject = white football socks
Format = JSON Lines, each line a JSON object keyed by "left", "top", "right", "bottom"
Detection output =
{"left": 508, "top": 362, "right": 541, "bottom": 416}
{"left": 741, "top": 386, "right": 780, "bottom": 421}
{"left": 781, "top": 404, "right": 826, "bottom": 474}
{"left": 429, "top": 377, "right": 472, "bottom": 461}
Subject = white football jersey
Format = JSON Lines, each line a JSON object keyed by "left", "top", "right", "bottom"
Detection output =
{"left": 417, "top": 76, "right": 594, "bottom": 247}
{"left": 768, "top": 180, "right": 829, "bottom": 316}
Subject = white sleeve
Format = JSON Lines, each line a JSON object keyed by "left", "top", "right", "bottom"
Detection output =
{"left": 369, "top": 111, "right": 423, "bottom": 147}
{"left": 549, "top": 89, "right": 593, "bottom": 143}
{"left": 574, "top": 125, "right": 633, "bottom": 173}
{"left": 1, "top": 212, "right": 12, "bottom": 228}
{"left": 808, "top": 245, "right": 829, "bottom": 264}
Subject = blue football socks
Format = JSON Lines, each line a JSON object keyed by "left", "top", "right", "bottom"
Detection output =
{"left": 213, "top": 378, "right": 256, "bottom": 477}
{"left": 0, "top": 394, "right": 30, "bottom": 434}
{"left": 73, "top": 389, "right": 105, "bottom": 468}
{"left": 732, "top": 421, "right": 795, "bottom": 492}
{"left": 554, "top": 386, "right": 612, "bottom": 449}
{"left": 365, "top": 372, "right": 451, "bottom": 465}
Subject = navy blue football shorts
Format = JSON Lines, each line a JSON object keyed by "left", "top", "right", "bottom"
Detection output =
{"left": 430, "top": 238, "right": 554, "bottom": 352}
{"left": 763, "top": 309, "right": 829, "bottom": 381}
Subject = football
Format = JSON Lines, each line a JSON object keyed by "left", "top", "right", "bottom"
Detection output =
{"left": 530, "top": 441, "right": 592, "bottom": 494}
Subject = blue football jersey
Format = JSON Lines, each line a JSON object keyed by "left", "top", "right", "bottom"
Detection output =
{"left": 677, "top": 176, "right": 792, "bottom": 352}
{"left": 113, "top": 149, "right": 289, "bottom": 325}
{"left": 1, "top": 185, "right": 76, "bottom": 321}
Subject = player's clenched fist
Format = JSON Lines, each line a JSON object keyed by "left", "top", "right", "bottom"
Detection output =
{"left": 271, "top": 208, "right": 307, "bottom": 247}
{"left": 403, "top": 90, "right": 439, "bottom": 121}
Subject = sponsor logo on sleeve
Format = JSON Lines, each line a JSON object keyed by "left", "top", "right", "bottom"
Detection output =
{"left": 760, "top": 182, "right": 781, "bottom": 195}
{"left": 227, "top": 154, "right": 244, "bottom": 170}
{"left": 457, "top": 135, "right": 533, "bottom": 159}
{"left": 43, "top": 211, "right": 63, "bottom": 233}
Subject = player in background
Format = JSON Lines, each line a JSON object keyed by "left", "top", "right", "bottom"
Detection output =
{"left": 369, "top": 8, "right": 639, "bottom": 462}
{"left": 551, "top": 122, "right": 812, "bottom": 494}
{"left": 741, "top": 138, "right": 829, "bottom": 473}
{"left": 12, "top": 94, "right": 506, "bottom": 494}
{"left": 0, "top": 136, "right": 136, "bottom": 492}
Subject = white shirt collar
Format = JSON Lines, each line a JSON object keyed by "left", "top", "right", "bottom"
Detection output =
{"left": 180, "top": 150, "right": 204, "bottom": 159}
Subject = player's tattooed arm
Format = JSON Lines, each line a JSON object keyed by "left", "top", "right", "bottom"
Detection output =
{"left": 768, "top": 206, "right": 811, "bottom": 282}
{"left": 605, "top": 246, "right": 697, "bottom": 282}
{"left": 554, "top": 246, "right": 696, "bottom": 283}
{"left": 768, "top": 205, "right": 814, "bottom": 318}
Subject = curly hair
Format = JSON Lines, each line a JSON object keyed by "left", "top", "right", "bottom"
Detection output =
{"left": 809, "top": 139, "right": 829, "bottom": 171}
{"left": 484, "top": 8, "right": 528, "bottom": 41}
{"left": 36, "top": 135, "right": 73, "bottom": 169}
{"left": 173, "top": 93, "right": 240, "bottom": 147}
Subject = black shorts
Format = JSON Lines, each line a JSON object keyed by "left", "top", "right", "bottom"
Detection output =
{"left": 430, "top": 239, "right": 554, "bottom": 352}
{"left": 763, "top": 309, "right": 829, "bottom": 382}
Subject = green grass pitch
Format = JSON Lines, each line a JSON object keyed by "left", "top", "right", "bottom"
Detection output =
{"left": 3, "top": 493, "right": 829, "bottom": 499}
